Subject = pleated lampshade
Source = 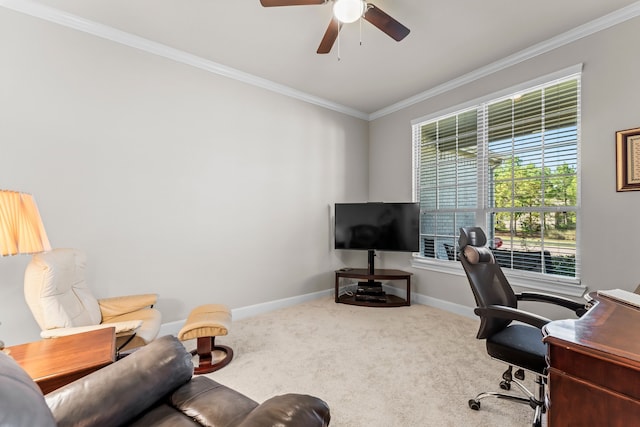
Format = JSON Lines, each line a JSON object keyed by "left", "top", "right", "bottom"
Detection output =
{"left": 0, "top": 190, "right": 51, "bottom": 257}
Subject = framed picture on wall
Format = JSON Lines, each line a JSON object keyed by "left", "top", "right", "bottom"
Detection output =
{"left": 616, "top": 127, "right": 640, "bottom": 191}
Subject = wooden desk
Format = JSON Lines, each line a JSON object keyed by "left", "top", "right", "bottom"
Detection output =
{"left": 543, "top": 294, "right": 640, "bottom": 426}
{"left": 8, "top": 327, "right": 116, "bottom": 394}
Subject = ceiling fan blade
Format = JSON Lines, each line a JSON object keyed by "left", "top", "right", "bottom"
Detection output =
{"left": 260, "top": 0, "right": 325, "bottom": 6}
{"left": 317, "top": 17, "right": 342, "bottom": 54}
{"left": 363, "top": 4, "right": 410, "bottom": 41}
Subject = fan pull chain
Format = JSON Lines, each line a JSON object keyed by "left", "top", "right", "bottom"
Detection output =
{"left": 337, "top": 26, "right": 341, "bottom": 61}
{"left": 359, "top": 16, "right": 363, "bottom": 46}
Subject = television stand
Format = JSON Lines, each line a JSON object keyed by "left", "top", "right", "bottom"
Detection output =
{"left": 335, "top": 268, "right": 412, "bottom": 307}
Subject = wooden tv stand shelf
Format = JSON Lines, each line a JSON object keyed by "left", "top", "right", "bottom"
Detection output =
{"left": 335, "top": 268, "right": 412, "bottom": 307}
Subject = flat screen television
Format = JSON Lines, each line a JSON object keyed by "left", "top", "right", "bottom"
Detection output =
{"left": 334, "top": 202, "right": 419, "bottom": 273}
{"left": 334, "top": 202, "right": 420, "bottom": 252}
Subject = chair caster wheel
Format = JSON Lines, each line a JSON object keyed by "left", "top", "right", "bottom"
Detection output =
{"left": 499, "top": 380, "right": 511, "bottom": 390}
{"left": 468, "top": 399, "right": 481, "bottom": 410}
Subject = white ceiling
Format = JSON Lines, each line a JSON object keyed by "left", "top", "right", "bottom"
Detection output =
{"left": 7, "top": 0, "right": 640, "bottom": 118}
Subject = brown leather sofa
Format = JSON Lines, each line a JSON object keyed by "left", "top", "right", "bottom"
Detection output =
{"left": 0, "top": 335, "right": 331, "bottom": 426}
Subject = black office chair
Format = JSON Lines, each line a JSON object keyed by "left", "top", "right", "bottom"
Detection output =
{"left": 458, "top": 227, "right": 586, "bottom": 427}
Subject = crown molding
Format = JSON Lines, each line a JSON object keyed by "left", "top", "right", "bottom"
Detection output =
{"left": 0, "top": 0, "right": 369, "bottom": 121}
{"left": 369, "top": 1, "right": 640, "bottom": 120}
{"left": 2, "top": 0, "right": 640, "bottom": 122}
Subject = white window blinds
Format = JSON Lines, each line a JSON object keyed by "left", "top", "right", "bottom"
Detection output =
{"left": 413, "top": 73, "right": 580, "bottom": 280}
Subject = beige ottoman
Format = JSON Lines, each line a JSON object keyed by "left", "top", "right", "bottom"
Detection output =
{"left": 178, "top": 304, "right": 233, "bottom": 374}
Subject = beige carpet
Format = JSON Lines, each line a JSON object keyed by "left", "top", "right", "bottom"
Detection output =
{"left": 187, "top": 297, "right": 541, "bottom": 426}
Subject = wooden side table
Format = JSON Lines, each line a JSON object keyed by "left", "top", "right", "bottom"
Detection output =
{"left": 7, "top": 327, "right": 116, "bottom": 394}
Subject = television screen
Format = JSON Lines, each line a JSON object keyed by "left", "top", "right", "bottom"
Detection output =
{"left": 334, "top": 202, "right": 420, "bottom": 252}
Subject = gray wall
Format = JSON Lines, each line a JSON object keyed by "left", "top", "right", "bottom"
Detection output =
{"left": 0, "top": 9, "right": 369, "bottom": 345}
{"left": 2, "top": 7, "right": 639, "bottom": 346}
{"left": 369, "top": 16, "right": 640, "bottom": 315}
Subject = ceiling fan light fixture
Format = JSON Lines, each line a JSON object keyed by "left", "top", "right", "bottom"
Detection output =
{"left": 333, "top": 0, "right": 365, "bottom": 24}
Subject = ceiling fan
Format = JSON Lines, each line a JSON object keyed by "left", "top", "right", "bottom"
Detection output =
{"left": 259, "top": 0, "right": 410, "bottom": 54}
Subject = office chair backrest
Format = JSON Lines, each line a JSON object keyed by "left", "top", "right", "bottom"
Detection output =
{"left": 459, "top": 227, "right": 518, "bottom": 339}
{"left": 24, "top": 248, "right": 102, "bottom": 331}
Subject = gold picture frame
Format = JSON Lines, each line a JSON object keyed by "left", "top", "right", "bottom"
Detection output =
{"left": 616, "top": 127, "right": 640, "bottom": 191}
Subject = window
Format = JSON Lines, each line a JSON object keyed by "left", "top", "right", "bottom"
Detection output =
{"left": 412, "top": 72, "right": 580, "bottom": 281}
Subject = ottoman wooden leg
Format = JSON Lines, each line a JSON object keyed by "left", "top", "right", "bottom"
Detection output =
{"left": 178, "top": 304, "right": 233, "bottom": 375}
{"left": 191, "top": 336, "right": 234, "bottom": 375}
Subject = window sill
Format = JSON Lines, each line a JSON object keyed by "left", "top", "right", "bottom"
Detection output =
{"left": 410, "top": 255, "right": 587, "bottom": 298}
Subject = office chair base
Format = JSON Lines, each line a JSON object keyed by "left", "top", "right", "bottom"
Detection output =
{"left": 468, "top": 374, "right": 545, "bottom": 427}
{"left": 469, "top": 393, "right": 543, "bottom": 427}
{"left": 468, "top": 392, "right": 531, "bottom": 409}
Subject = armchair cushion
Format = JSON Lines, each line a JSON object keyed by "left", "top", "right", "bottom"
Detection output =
{"left": 98, "top": 293, "right": 158, "bottom": 322}
{"left": 24, "top": 248, "right": 161, "bottom": 350}
{"left": 39, "top": 320, "right": 142, "bottom": 339}
{"left": 104, "top": 307, "right": 161, "bottom": 344}
{"left": 25, "top": 248, "right": 102, "bottom": 330}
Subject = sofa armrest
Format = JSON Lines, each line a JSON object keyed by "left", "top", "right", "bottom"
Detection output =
{"left": 46, "top": 336, "right": 193, "bottom": 427}
{"left": 237, "top": 394, "right": 331, "bottom": 427}
{"left": 98, "top": 293, "right": 158, "bottom": 321}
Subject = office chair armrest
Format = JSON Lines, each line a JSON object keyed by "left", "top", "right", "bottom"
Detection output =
{"left": 475, "top": 305, "right": 551, "bottom": 329}
{"left": 517, "top": 292, "right": 588, "bottom": 316}
{"left": 99, "top": 294, "right": 158, "bottom": 320}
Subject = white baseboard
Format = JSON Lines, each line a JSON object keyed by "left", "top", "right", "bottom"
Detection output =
{"left": 232, "top": 289, "right": 333, "bottom": 320}
{"left": 158, "top": 288, "right": 333, "bottom": 337}
{"left": 159, "top": 287, "right": 474, "bottom": 337}
{"left": 383, "top": 284, "right": 476, "bottom": 319}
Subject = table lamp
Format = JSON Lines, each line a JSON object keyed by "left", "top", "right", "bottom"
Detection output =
{"left": 0, "top": 190, "right": 51, "bottom": 352}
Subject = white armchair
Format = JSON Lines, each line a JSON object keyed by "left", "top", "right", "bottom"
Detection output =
{"left": 24, "top": 248, "right": 161, "bottom": 351}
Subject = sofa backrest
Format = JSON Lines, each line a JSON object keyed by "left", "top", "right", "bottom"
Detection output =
{"left": 0, "top": 351, "right": 57, "bottom": 427}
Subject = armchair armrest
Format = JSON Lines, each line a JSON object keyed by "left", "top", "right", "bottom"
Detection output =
{"left": 98, "top": 294, "right": 158, "bottom": 321}
{"left": 517, "top": 291, "right": 588, "bottom": 316}
{"left": 40, "top": 321, "right": 141, "bottom": 339}
{"left": 237, "top": 394, "right": 331, "bottom": 427}
{"left": 474, "top": 305, "right": 551, "bottom": 329}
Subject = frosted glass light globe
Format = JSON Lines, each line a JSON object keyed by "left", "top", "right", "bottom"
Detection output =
{"left": 333, "top": 0, "right": 365, "bottom": 24}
